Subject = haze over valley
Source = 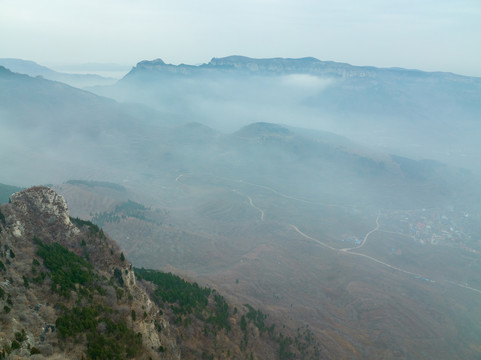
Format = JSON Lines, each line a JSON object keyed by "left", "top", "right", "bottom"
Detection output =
{"left": 1, "top": 52, "right": 481, "bottom": 359}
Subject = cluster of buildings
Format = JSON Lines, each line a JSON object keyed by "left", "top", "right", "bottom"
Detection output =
{"left": 382, "top": 208, "right": 478, "bottom": 253}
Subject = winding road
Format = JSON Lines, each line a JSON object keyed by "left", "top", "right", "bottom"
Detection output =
{"left": 176, "top": 172, "right": 481, "bottom": 295}
{"left": 291, "top": 217, "right": 435, "bottom": 281}
{"left": 339, "top": 215, "right": 380, "bottom": 252}
{"left": 289, "top": 217, "right": 481, "bottom": 295}
{"left": 232, "top": 190, "right": 265, "bottom": 221}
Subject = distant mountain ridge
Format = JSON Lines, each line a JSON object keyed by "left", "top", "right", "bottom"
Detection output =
{"left": 1, "top": 65, "right": 475, "bottom": 209}
{"left": 125, "top": 55, "right": 481, "bottom": 80}
{"left": 100, "top": 55, "right": 481, "bottom": 171}
{"left": 0, "top": 58, "right": 117, "bottom": 88}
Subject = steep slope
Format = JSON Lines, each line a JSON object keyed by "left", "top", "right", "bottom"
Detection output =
{"left": 0, "top": 66, "right": 176, "bottom": 185}
{"left": 0, "top": 187, "right": 179, "bottom": 359}
{"left": 54, "top": 173, "right": 481, "bottom": 360}
{"left": 0, "top": 187, "right": 321, "bottom": 359}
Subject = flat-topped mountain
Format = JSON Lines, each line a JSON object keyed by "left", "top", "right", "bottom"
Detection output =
{"left": 0, "top": 64, "right": 474, "bottom": 209}
{"left": 95, "top": 56, "right": 481, "bottom": 171}
{"left": 125, "top": 55, "right": 481, "bottom": 80}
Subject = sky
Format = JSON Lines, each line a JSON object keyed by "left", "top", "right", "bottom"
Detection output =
{"left": 1, "top": 0, "right": 481, "bottom": 76}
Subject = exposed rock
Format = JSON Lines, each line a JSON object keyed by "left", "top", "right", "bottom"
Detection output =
{"left": 0, "top": 187, "right": 304, "bottom": 359}
{"left": 6, "top": 187, "right": 79, "bottom": 242}
{"left": 0, "top": 187, "right": 180, "bottom": 359}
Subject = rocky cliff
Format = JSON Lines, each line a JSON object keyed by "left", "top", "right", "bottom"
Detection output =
{"left": 0, "top": 187, "right": 321, "bottom": 359}
{"left": 0, "top": 187, "right": 180, "bottom": 359}
{"left": 124, "top": 55, "right": 476, "bottom": 81}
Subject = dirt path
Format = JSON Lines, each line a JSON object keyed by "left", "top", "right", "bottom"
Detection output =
{"left": 232, "top": 190, "right": 265, "bottom": 221}
{"left": 291, "top": 219, "right": 433, "bottom": 279}
{"left": 339, "top": 215, "right": 380, "bottom": 252}
{"left": 247, "top": 196, "right": 265, "bottom": 221}
{"left": 289, "top": 224, "right": 338, "bottom": 251}
{"left": 174, "top": 172, "right": 481, "bottom": 296}
{"left": 175, "top": 174, "right": 185, "bottom": 183}
{"left": 289, "top": 219, "right": 481, "bottom": 295}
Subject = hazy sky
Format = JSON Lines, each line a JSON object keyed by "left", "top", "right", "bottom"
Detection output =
{"left": 1, "top": 0, "right": 481, "bottom": 76}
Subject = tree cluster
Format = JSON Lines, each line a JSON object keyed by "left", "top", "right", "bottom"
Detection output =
{"left": 35, "top": 237, "right": 96, "bottom": 298}
{"left": 56, "top": 305, "right": 143, "bottom": 359}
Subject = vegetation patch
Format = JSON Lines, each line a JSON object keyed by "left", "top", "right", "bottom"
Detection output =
{"left": 56, "top": 305, "right": 143, "bottom": 359}
{"left": 0, "top": 209, "right": 5, "bottom": 226}
{"left": 207, "top": 294, "right": 231, "bottom": 332}
{"left": 66, "top": 180, "right": 125, "bottom": 191}
{"left": 92, "top": 200, "right": 156, "bottom": 227}
{"left": 134, "top": 268, "right": 211, "bottom": 315}
{"left": 35, "top": 237, "right": 96, "bottom": 298}
{"left": 70, "top": 217, "right": 106, "bottom": 239}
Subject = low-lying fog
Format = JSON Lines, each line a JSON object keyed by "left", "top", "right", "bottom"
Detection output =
{"left": 2, "top": 58, "right": 481, "bottom": 358}
{"left": 1, "top": 59, "right": 481, "bottom": 210}
{"left": 89, "top": 60, "right": 481, "bottom": 174}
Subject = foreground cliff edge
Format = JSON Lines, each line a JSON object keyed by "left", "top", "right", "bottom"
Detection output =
{"left": 0, "top": 187, "right": 322, "bottom": 359}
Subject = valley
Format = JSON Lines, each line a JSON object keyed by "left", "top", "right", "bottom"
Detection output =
{"left": 55, "top": 168, "right": 481, "bottom": 359}
{"left": 2, "top": 55, "right": 481, "bottom": 359}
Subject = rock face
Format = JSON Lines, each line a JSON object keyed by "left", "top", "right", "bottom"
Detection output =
{"left": 0, "top": 187, "right": 316, "bottom": 359}
{"left": 0, "top": 187, "right": 180, "bottom": 359}
{"left": 8, "top": 187, "right": 75, "bottom": 237}
{"left": 10, "top": 187, "right": 69, "bottom": 221}
{"left": 3, "top": 187, "right": 81, "bottom": 260}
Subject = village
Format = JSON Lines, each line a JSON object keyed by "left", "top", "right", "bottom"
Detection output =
{"left": 380, "top": 207, "right": 480, "bottom": 254}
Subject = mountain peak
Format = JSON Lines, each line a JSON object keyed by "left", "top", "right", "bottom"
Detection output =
{"left": 10, "top": 186, "right": 69, "bottom": 220}
{"left": 0, "top": 186, "right": 310, "bottom": 359}
{"left": 8, "top": 186, "right": 74, "bottom": 240}
{"left": 235, "top": 122, "right": 293, "bottom": 138}
{"left": 136, "top": 58, "right": 166, "bottom": 68}
{"left": 0, "top": 188, "right": 181, "bottom": 359}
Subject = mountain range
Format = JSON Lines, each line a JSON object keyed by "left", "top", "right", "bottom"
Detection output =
{"left": 1, "top": 55, "right": 481, "bottom": 359}
{"left": 0, "top": 58, "right": 118, "bottom": 88}
{"left": 93, "top": 56, "right": 481, "bottom": 172}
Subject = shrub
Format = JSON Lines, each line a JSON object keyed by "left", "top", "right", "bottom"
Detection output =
{"left": 15, "top": 330, "right": 27, "bottom": 343}
{"left": 0, "top": 209, "right": 5, "bottom": 226}
{"left": 69, "top": 217, "right": 102, "bottom": 236}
